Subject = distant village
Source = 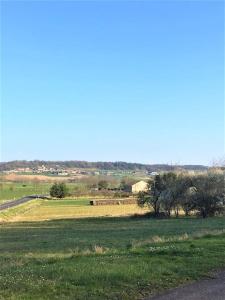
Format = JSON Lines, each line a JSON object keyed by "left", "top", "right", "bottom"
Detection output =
{"left": 1, "top": 164, "right": 160, "bottom": 178}
{"left": 2, "top": 165, "right": 94, "bottom": 176}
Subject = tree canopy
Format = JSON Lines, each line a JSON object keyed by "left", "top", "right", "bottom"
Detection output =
{"left": 50, "top": 183, "right": 68, "bottom": 198}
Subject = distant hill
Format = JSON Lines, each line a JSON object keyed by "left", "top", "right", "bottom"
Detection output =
{"left": 0, "top": 160, "right": 208, "bottom": 172}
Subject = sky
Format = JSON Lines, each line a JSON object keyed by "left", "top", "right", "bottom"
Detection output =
{"left": 1, "top": 0, "right": 224, "bottom": 165}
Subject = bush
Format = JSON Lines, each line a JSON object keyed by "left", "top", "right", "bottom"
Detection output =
{"left": 98, "top": 180, "right": 108, "bottom": 190}
{"left": 50, "top": 183, "right": 68, "bottom": 198}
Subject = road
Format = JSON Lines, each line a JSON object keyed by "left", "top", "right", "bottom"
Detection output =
{"left": 148, "top": 270, "right": 225, "bottom": 300}
{"left": 0, "top": 195, "right": 50, "bottom": 211}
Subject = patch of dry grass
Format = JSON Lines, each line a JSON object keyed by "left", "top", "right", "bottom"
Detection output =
{"left": 3, "top": 173, "right": 85, "bottom": 182}
{"left": 131, "top": 229, "right": 225, "bottom": 249}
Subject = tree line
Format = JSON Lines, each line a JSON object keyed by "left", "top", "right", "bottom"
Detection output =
{"left": 138, "top": 171, "right": 225, "bottom": 218}
{"left": 0, "top": 160, "right": 208, "bottom": 172}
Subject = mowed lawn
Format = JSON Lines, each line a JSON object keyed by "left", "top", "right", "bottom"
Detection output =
{"left": 1, "top": 216, "right": 225, "bottom": 299}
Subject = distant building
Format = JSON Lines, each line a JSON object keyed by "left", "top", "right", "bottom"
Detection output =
{"left": 132, "top": 181, "right": 149, "bottom": 194}
{"left": 149, "top": 172, "right": 159, "bottom": 176}
{"left": 57, "top": 172, "right": 68, "bottom": 176}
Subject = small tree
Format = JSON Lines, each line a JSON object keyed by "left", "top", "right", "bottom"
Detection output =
{"left": 180, "top": 186, "right": 196, "bottom": 216}
{"left": 98, "top": 180, "right": 108, "bottom": 190}
{"left": 120, "top": 179, "right": 131, "bottom": 192}
{"left": 159, "top": 173, "right": 177, "bottom": 217}
{"left": 190, "top": 173, "right": 225, "bottom": 218}
{"left": 171, "top": 175, "right": 193, "bottom": 217}
{"left": 50, "top": 183, "right": 68, "bottom": 198}
{"left": 138, "top": 176, "right": 165, "bottom": 216}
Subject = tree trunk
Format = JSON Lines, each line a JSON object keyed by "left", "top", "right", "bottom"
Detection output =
{"left": 201, "top": 209, "right": 207, "bottom": 218}
{"left": 153, "top": 202, "right": 160, "bottom": 217}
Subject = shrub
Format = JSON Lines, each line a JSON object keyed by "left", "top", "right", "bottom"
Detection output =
{"left": 50, "top": 183, "right": 68, "bottom": 198}
{"left": 98, "top": 180, "right": 108, "bottom": 190}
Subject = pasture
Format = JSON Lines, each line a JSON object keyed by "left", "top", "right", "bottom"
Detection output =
{"left": 0, "top": 182, "right": 51, "bottom": 203}
{"left": 0, "top": 181, "right": 88, "bottom": 204}
{"left": 0, "top": 216, "right": 225, "bottom": 299}
{"left": 1, "top": 179, "right": 225, "bottom": 299}
{"left": 0, "top": 198, "right": 149, "bottom": 222}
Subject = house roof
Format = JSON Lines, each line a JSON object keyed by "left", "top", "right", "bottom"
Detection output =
{"left": 132, "top": 180, "right": 148, "bottom": 186}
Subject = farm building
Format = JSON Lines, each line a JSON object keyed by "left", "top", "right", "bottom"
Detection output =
{"left": 149, "top": 171, "right": 159, "bottom": 176}
{"left": 132, "top": 180, "right": 149, "bottom": 194}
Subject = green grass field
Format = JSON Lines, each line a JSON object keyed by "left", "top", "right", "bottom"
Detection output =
{"left": 0, "top": 182, "right": 51, "bottom": 203}
{"left": 0, "top": 182, "right": 89, "bottom": 204}
{"left": 1, "top": 216, "right": 225, "bottom": 299}
{"left": 44, "top": 198, "right": 90, "bottom": 206}
{"left": 1, "top": 181, "right": 225, "bottom": 299}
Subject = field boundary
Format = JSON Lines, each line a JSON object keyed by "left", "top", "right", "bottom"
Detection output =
{"left": 0, "top": 194, "right": 50, "bottom": 211}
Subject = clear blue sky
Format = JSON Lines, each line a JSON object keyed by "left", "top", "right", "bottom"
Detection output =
{"left": 1, "top": 1, "right": 224, "bottom": 165}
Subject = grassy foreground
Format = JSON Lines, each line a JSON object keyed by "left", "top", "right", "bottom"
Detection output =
{"left": 0, "top": 216, "right": 225, "bottom": 299}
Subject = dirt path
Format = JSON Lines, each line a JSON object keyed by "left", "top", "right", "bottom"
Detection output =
{"left": 148, "top": 270, "right": 225, "bottom": 300}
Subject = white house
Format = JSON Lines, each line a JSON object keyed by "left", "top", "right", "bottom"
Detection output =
{"left": 132, "top": 180, "right": 149, "bottom": 194}
{"left": 150, "top": 172, "right": 159, "bottom": 176}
